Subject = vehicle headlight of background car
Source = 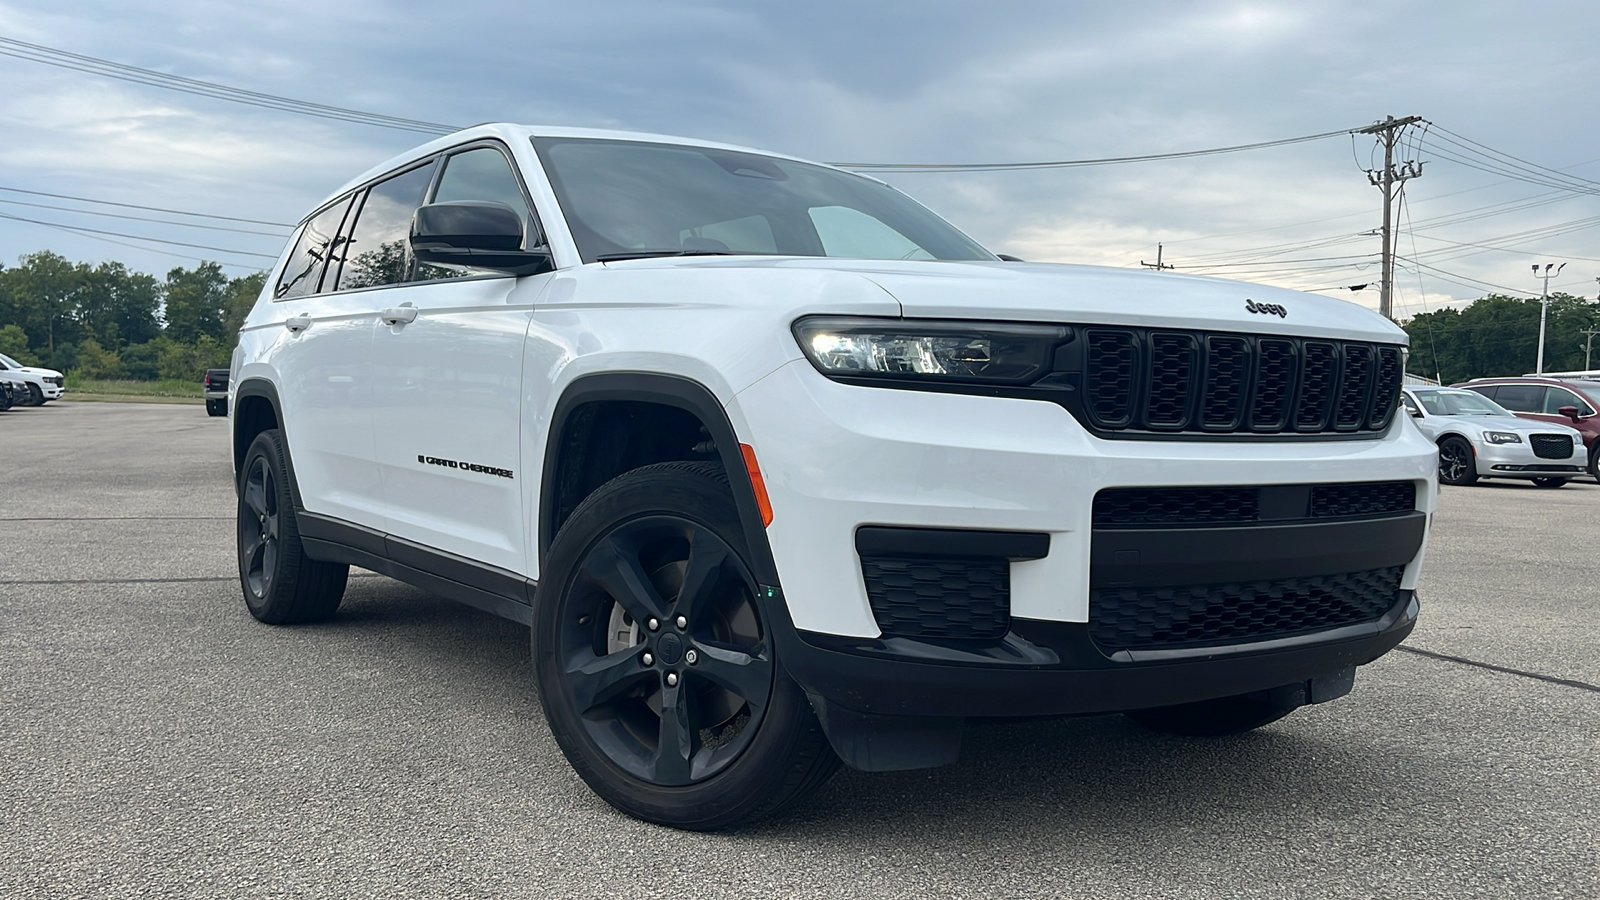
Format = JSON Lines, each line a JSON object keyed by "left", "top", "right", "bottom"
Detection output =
{"left": 1483, "top": 431, "right": 1522, "bottom": 444}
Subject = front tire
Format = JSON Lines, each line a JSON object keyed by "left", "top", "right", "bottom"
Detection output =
{"left": 25, "top": 383, "right": 43, "bottom": 406}
{"left": 1437, "top": 436, "right": 1478, "bottom": 485}
{"left": 237, "top": 429, "right": 348, "bottom": 624}
{"left": 534, "top": 462, "right": 838, "bottom": 830}
{"left": 1531, "top": 477, "right": 1568, "bottom": 488}
{"left": 1126, "top": 688, "right": 1303, "bottom": 737}
{"left": 1589, "top": 444, "right": 1599, "bottom": 485}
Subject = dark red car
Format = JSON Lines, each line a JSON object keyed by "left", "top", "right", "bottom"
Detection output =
{"left": 1454, "top": 377, "right": 1600, "bottom": 481}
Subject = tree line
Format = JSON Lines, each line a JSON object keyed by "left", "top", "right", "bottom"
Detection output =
{"left": 0, "top": 251, "right": 264, "bottom": 381}
{"left": 1402, "top": 292, "right": 1600, "bottom": 384}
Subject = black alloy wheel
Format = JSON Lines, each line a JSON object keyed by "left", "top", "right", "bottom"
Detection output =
{"left": 1531, "top": 477, "right": 1569, "bottom": 488}
{"left": 557, "top": 514, "right": 773, "bottom": 786}
{"left": 236, "top": 429, "right": 347, "bottom": 624}
{"left": 535, "top": 462, "right": 838, "bottom": 830}
{"left": 1437, "top": 436, "right": 1478, "bottom": 486}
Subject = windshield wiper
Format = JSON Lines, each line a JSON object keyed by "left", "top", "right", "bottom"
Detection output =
{"left": 595, "top": 249, "right": 742, "bottom": 262}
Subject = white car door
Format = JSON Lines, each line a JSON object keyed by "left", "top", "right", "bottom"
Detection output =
{"left": 369, "top": 142, "right": 551, "bottom": 576}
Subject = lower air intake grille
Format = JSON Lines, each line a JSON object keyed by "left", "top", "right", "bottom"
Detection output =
{"left": 862, "top": 556, "right": 1010, "bottom": 640}
{"left": 1310, "top": 481, "right": 1415, "bottom": 518}
{"left": 1089, "top": 566, "right": 1404, "bottom": 652}
{"left": 1530, "top": 434, "right": 1574, "bottom": 459}
{"left": 1092, "top": 487, "right": 1258, "bottom": 527}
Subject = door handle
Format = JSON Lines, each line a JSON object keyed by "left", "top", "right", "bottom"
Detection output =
{"left": 381, "top": 303, "right": 418, "bottom": 326}
{"left": 285, "top": 314, "right": 313, "bottom": 333}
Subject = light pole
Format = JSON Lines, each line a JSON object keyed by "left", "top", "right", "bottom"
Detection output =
{"left": 1534, "top": 262, "right": 1566, "bottom": 375}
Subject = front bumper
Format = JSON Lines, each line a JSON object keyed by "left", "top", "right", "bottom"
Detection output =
{"left": 1474, "top": 439, "right": 1583, "bottom": 477}
{"left": 732, "top": 360, "right": 1439, "bottom": 639}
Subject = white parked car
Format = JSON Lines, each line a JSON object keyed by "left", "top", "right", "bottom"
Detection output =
{"left": 1401, "top": 385, "right": 1586, "bottom": 487}
{"left": 231, "top": 124, "right": 1438, "bottom": 829}
{"left": 0, "top": 353, "right": 63, "bottom": 405}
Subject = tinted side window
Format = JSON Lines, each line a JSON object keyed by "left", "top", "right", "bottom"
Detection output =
{"left": 335, "top": 162, "right": 438, "bottom": 291}
{"left": 1465, "top": 385, "right": 1497, "bottom": 401}
{"left": 1493, "top": 384, "right": 1545, "bottom": 413}
{"left": 419, "top": 147, "right": 532, "bottom": 280}
{"left": 275, "top": 197, "right": 354, "bottom": 300}
{"left": 1545, "top": 387, "right": 1596, "bottom": 416}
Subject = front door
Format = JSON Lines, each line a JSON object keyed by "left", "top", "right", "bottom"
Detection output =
{"left": 369, "top": 144, "right": 549, "bottom": 576}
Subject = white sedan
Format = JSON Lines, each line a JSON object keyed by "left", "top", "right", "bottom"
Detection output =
{"left": 1402, "top": 386, "right": 1586, "bottom": 487}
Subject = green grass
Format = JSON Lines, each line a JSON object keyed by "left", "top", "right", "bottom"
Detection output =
{"left": 63, "top": 378, "right": 203, "bottom": 400}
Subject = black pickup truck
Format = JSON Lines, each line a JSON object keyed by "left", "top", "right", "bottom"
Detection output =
{"left": 204, "top": 368, "right": 229, "bottom": 417}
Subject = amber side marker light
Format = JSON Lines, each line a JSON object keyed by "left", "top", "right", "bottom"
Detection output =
{"left": 739, "top": 443, "right": 774, "bottom": 527}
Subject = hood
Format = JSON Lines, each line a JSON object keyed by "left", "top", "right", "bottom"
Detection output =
{"left": 18, "top": 366, "right": 62, "bottom": 378}
{"left": 608, "top": 257, "right": 1404, "bottom": 344}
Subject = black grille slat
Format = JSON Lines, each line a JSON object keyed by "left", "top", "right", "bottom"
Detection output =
{"left": 1201, "top": 336, "right": 1251, "bottom": 430}
{"left": 1310, "top": 481, "right": 1415, "bottom": 518}
{"left": 862, "top": 556, "right": 1010, "bottom": 640}
{"left": 1144, "top": 332, "right": 1199, "bottom": 429}
{"left": 1294, "top": 341, "right": 1340, "bottom": 431}
{"left": 1089, "top": 566, "right": 1404, "bottom": 651}
{"left": 1085, "top": 330, "right": 1137, "bottom": 428}
{"left": 1367, "top": 348, "right": 1402, "bottom": 429}
{"left": 1530, "top": 434, "right": 1574, "bottom": 460}
{"left": 1250, "top": 339, "right": 1297, "bottom": 431}
{"left": 1334, "top": 345, "right": 1374, "bottom": 430}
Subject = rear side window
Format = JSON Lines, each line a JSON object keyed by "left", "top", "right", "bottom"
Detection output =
{"left": 275, "top": 197, "right": 354, "bottom": 300}
{"left": 1492, "top": 384, "right": 1545, "bottom": 413}
{"left": 418, "top": 146, "right": 533, "bottom": 280}
{"left": 334, "top": 162, "right": 438, "bottom": 291}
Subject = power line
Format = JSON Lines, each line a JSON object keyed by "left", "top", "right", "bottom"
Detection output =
{"left": 0, "top": 184, "right": 293, "bottom": 227}
{"left": 0, "top": 210, "right": 278, "bottom": 259}
{"left": 0, "top": 197, "right": 288, "bottom": 236}
{"left": 829, "top": 128, "right": 1358, "bottom": 172}
{"left": 0, "top": 36, "right": 459, "bottom": 136}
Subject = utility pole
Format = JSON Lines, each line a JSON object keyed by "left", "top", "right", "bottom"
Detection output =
{"left": 1357, "top": 115, "right": 1424, "bottom": 321}
{"left": 1140, "top": 243, "right": 1174, "bottom": 271}
{"left": 1534, "top": 262, "right": 1565, "bottom": 375}
{"left": 1580, "top": 327, "right": 1600, "bottom": 371}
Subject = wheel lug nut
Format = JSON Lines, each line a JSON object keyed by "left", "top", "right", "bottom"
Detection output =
{"left": 666, "top": 672, "right": 679, "bottom": 686}
{"left": 647, "top": 617, "right": 660, "bottom": 631}
{"left": 675, "top": 615, "right": 687, "bottom": 629}
{"left": 685, "top": 649, "right": 698, "bottom": 665}
{"left": 642, "top": 652, "right": 654, "bottom": 666}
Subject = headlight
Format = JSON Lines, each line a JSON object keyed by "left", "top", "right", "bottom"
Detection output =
{"left": 793, "top": 317, "right": 1069, "bottom": 385}
{"left": 1484, "top": 431, "right": 1522, "bottom": 444}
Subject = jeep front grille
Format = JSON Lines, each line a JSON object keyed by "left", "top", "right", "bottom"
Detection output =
{"left": 1078, "top": 328, "right": 1403, "bottom": 438}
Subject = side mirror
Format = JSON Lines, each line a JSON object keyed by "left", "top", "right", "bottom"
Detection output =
{"left": 1558, "top": 405, "right": 1581, "bottom": 423}
{"left": 410, "top": 201, "right": 552, "bottom": 276}
{"left": 1410, "top": 408, "right": 1424, "bottom": 418}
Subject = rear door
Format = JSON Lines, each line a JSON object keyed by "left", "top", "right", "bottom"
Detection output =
{"left": 268, "top": 194, "right": 388, "bottom": 530}
{"left": 369, "top": 142, "right": 552, "bottom": 577}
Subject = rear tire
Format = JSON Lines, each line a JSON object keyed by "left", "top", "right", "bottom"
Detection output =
{"left": 1126, "top": 688, "right": 1303, "bottom": 737}
{"left": 206, "top": 399, "right": 227, "bottom": 417}
{"left": 237, "top": 429, "right": 347, "bottom": 624}
{"left": 1437, "top": 436, "right": 1478, "bottom": 485}
{"left": 534, "top": 461, "right": 838, "bottom": 830}
{"left": 1531, "top": 477, "right": 1568, "bottom": 488}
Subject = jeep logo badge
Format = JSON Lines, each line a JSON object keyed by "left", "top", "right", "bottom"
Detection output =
{"left": 1245, "top": 298, "right": 1287, "bottom": 318}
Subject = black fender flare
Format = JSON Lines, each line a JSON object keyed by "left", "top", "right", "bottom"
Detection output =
{"left": 537, "top": 372, "right": 780, "bottom": 586}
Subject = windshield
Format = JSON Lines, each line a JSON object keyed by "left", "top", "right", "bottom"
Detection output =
{"left": 0, "top": 353, "right": 20, "bottom": 369}
{"left": 1415, "top": 390, "right": 1512, "bottom": 416}
{"left": 532, "top": 137, "right": 995, "bottom": 264}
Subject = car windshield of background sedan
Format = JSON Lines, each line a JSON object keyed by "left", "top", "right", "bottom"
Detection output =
{"left": 532, "top": 137, "right": 996, "bottom": 264}
{"left": 1417, "top": 389, "right": 1513, "bottom": 417}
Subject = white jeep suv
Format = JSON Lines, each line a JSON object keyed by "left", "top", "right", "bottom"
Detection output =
{"left": 230, "top": 124, "right": 1437, "bottom": 829}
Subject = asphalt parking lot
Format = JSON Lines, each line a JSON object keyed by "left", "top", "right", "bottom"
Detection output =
{"left": 2, "top": 402, "right": 1596, "bottom": 899}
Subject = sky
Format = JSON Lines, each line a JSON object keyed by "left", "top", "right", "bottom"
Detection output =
{"left": 1, "top": 0, "right": 1598, "bottom": 317}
